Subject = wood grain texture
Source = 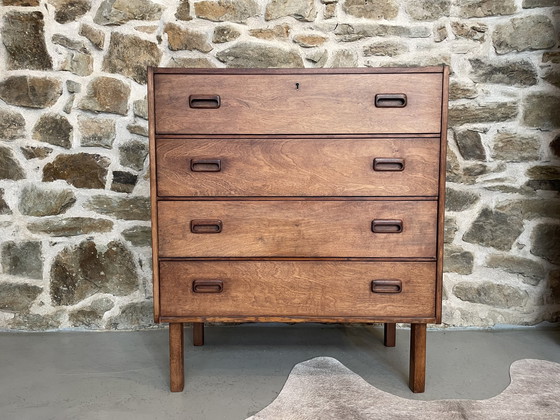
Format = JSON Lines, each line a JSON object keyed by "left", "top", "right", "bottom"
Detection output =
{"left": 153, "top": 67, "right": 445, "bottom": 75}
{"left": 154, "top": 73, "right": 443, "bottom": 135}
{"left": 161, "top": 315, "right": 437, "bottom": 323}
{"left": 192, "top": 322, "right": 204, "bottom": 346}
{"left": 159, "top": 261, "right": 436, "bottom": 318}
{"left": 409, "top": 323, "right": 427, "bottom": 393}
{"left": 157, "top": 200, "right": 437, "bottom": 258}
{"left": 384, "top": 323, "right": 396, "bottom": 347}
{"left": 156, "top": 138, "right": 440, "bottom": 197}
{"left": 169, "top": 323, "right": 184, "bottom": 392}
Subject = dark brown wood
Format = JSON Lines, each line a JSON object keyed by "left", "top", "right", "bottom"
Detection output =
{"left": 190, "top": 219, "right": 223, "bottom": 234}
{"left": 159, "top": 261, "right": 436, "bottom": 318}
{"left": 375, "top": 93, "right": 407, "bottom": 108}
{"left": 384, "top": 323, "right": 396, "bottom": 347}
{"left": 154, "top": 73, "right": 443, "bottom": 135}
{"left": 192, "top": 279, "right": 224, "bottom": 293}
{"left": 151, "top": 66, "right": 446, "bottom": 75}
{"left": 169, "top": 322, "right": 184, "bottom": 392}
{"left": 156, "top": 138, "right": 440, "bottom": 198}
{"left": 162, "top": 315, "right": 437, "bottom": 323}
{"left": 371, "top": 280, "right": 402, "bottom": 293}
{"left": 158, "top": 200, "right": 437, "bottom": 258}
{"left": 409, "top": 323, "right": 427, "bottom": 393}
{"left": 193, "top": 322, "right": 204, "bottom": 346}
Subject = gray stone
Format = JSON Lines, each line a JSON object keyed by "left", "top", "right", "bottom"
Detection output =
{"left": 3, "top": 0, "right": 40, "bottom": 4}
{"left": 69, "top": 297, "right": 114, "bottom": 328}
{"left": 492, "top": 131, "right": 540, "bottom": 162}
{"left": 434, "top": 24, "right": 448, "bottom": 43}
{"left": 1, "top": 241, "right": 42, "bottom": 279}
{"left": 0, "top": 76, "right": 62, "bottom": 109}
{"left": 18, "top": 185, "right": 75, "bottom": 216}
{"left": 454, "top": 129, "right": 486, "bottom": 161}
{"left": 450, "top": 21, "right": 487, "bottom": 41}
{"left": 20, "top": 146, "right": 52, "bottom": 160}
{"left": 111, "top": 171, "right": 137, "bottom": 193}
{"left": 493, "top": 15, "right": 555, "bottom": 54}
{"left": 64, "top": 92, "right": 75, "bottom": 113}
{"left": 551, "top": 135, "right": 560, "bottom": 158}
{"left": 164, "top": 24, "right": 212, "bottom": 52}
{"left": 175, "top": 0, "right": 192, "bottom": 20}
{"left": 195, "top": 0, "right": 258, "bottom": 23}
{"left": 293, "top": 34, "right": 327, "bottom": 48}
{"left": 66, "top": 80, "right": 81, "bottom": 94}
{"left": 333, "top": 23, "right": 431, "bottom": 41}
{"left": 265, "top": 0, "right": 317, "bottom": 22}
{"left": 122, "top": 225, "right": 151, "bottom": 247}
{"left": 526, "top": 166, "right": 560, "bottom": 192}
{"left": 127, "top": 123, "right": 148, "bottom": 137}
{"left": 463, "top": 207, "right": 523, "bottom": 251}
{"left": 487, "top": 255, "right": 546, "bottom": 285}
{"left": 453, "top": 282, "right": 528, "bottom": 308}
{"left": 249, "top": 24, "right": 291, "bottom": 40}
{"left": 133, "top": 99, "right": 148, "bottom": 119}
{"left": 378, "top": 54, "right": 450, "bottom": 69}
{"left": 523, "top": 94, "right": 560, "bottom": 129}
{"left": 166, "top": 57, "right": 217, "bottom": 68}
{"left": 119, "top": 140, "right": 148, "bottom": 171}
{"left": 48, "top": 0, "right": 90, "bottom": 24}
{"left": 27, "top": 217, "right": 113, "bottom": 237}
{"left": 444, "top": 246, "right": 474, "bottom": 275}
{"left": 60, "top": 50, "right": 93, "bottom": 76}
{"left": 32, "top": 114, "right": 73, "bottom": 149}
{"left": 94, "top": 0, "right": 163, "bottom": 25}
{"left": 324, "top": 3, "right": 336, "bottom": 19}
{"left": 50, "top": 240, "right": 138, "bottom": 306}
{"left": 449, "top": 80, "right": 477, "bottom": 100}
{"left": 0, "top": 109, "right": 25, "bottom": 141}
{"left": 543, "top": 69, "right": 560, "bottom": 89}
{"left": 523, "top": 0, "right": 560, "bottom": 7}
{"left": 542, "top": 51, "right": 560, "bottom": 63}
{"left": 0, "top": 189, "right": 10, "bottom": 215}
{"left": 444, "top": 216, "right": 457, "bottom": 243}
{"left": 79, "top": 24, "right": 105, "bottom": 50}
{"left": 449, "top": 103, "right": 517, "bottom": 126}
{"left": 2, "top": 11, "right": 52, "bottom": 70}
{"left": 469, "top": 59, "right": 537, "bottom": 86}
{"left": 216, "top": 42, "right": 303, "bottom": 68}
{"left": 103, "top": 33, "right": 161, "bottom": 84}
{"left": 78, "top": 116, "right": 116, "bottom": 149}
{"left": 457, "top": 0, "right": 516, "bottom": 17}
{"left": 445, "top": 188, "right": 479, "bottom": 211}
{"left": 306, "top": 49, "right": 328, "bottom": 67}
{"left": 343, "top": 0, "right": 398, "bottom": 20}
{"left": 85, "top": 195, "right": 150, "bottom": 221}
{"left": 363, "top": 41, "right": 407, "bottom": 57}
{"left": 406, "top": 0, "right": 450, "bottom": 20}
{"left": 52, "top": 34, "right": 88, "bottom": 53}
{"left": 108, "top": 301, "right": 153, "bottom": 329}
{"left": 43, "top": 153, "right": 110, "bottom": 189}
{"left": 213, "top": 25, "right": 241, "bottom": 43}
{"left": 0, "top": 283, "right": 42, "bottom": 312}
{"left": 547, "top": 270, "right": 560, "bottom": 305}
{"left": 0, "top": 147, "right": 25, "bottom": 181}
{"left": 330, "top": 50, "right": 358, "bottom": 67}
{"left": 79, "top": 76, "right": 130, "bottom": 115}
{"left": 9, "top": 312, "right": 62, "bottom": 331}
{"left": 484, "top": 185, "right": 536, "bottom": 196}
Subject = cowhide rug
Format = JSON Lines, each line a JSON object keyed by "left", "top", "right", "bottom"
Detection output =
{"left": 247, "top": 357, "right": 560, "bottom": 419}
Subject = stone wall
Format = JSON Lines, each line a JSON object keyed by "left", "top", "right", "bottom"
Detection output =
{"left": 0, "top": 0, "right": 558, "bottom": 330}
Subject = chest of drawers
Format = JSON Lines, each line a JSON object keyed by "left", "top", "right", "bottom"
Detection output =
{"left": 148, "top": 67, "right": 449, "bottom": 393}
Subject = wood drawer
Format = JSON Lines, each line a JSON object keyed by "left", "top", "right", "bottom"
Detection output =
{"left": 156, "top": 138, "right": 440, "bottom": 197}
{"left": 159, "top": 261, "right": 436, "bottom": 318}
{"left": 153, "top": 73, "right": 443, "bottom": 135}
{"left": 157, "top": 200, "right": 437, "bottom": 258}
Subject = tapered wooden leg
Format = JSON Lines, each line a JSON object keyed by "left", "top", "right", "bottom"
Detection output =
{"left": 409, "top": 323, "right": 426, "bottom": 393}
{"left": 169, "top": 323, "right": 184, "bottom": 392}
{"left": 384, "top": 323, "right": 396, "bottom": 347}
{"left": 193, "top": 322, "right": 204, "bottom": 346}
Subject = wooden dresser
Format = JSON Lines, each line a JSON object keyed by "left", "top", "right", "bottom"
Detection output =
{"left": 148, "top": 66, "right": 449, "bottom": 393}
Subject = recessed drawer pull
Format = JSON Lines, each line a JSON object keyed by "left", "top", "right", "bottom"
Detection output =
{"left": 371, "top": 219, "right": 403, "bottom": 233}
{"left": 373, "top": 158, "right": 405, "bottom": 172}
{"left": 190, "top": 159, "right": 222, "bottom": 172}
{"left": 190, "top": 219, "right": 223, "bottom": 234}
{"left": 375, "top": 93, "right": 407, "bottom": 108}
{"left": 371, "top": 279, "right": 402, "bottom": 294}
{"left": 192, "top": 279, "right": 224, "bottom": 293}
{"left": 189, "top": 95, "right": 221, "bottom": 109}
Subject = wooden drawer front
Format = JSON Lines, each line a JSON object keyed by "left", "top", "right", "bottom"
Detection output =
{"left": 157, "top": 200, "right": 437, "bottom": 258}
{"left": 154, "top": 73, "right": 442, "bottom": 135}
{"left": 159, "top": 261, "right": 436, "bottom": 318}
{"left": 156, "top": 138, "right": 440, "bottom": 197}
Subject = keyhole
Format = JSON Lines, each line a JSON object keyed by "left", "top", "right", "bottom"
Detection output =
{"left": 295, "top": 82, "right": 300, "bottom": 90}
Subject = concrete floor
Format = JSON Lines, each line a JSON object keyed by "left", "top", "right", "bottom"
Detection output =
{"left": 1, "top": 324, "right": 559, "bottom": 420}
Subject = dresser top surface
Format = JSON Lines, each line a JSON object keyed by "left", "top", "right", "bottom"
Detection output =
{"left": 149, "top": 66, "right": 447, "bottom": 75}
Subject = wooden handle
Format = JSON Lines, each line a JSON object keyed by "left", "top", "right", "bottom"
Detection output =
{"left": 190, "top": 159, "right": 222, "bottom": 172}
{"left": 371, "top": 279, "right": 402, "bottom": 293}
{"left": 371, "top": 219, "right": 403, "bottom": 233}
{"left": 189, "top": 95, "right": 221, "bottom": 109}
{"left": 375, "top": 93, "right": 407, "bottom": 108}
{"left": 373, "top": 158, "right": 405, "bottom": 172}
{"left": 192, "top": 279, "right": 223, "bottom": 293}
{"left": 190, "top": 219, "right": 222, "bottom": 234}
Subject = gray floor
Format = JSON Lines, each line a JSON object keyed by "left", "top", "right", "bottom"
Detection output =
{"left": 1, "top": 324, "right": 559, "bottom": 420}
